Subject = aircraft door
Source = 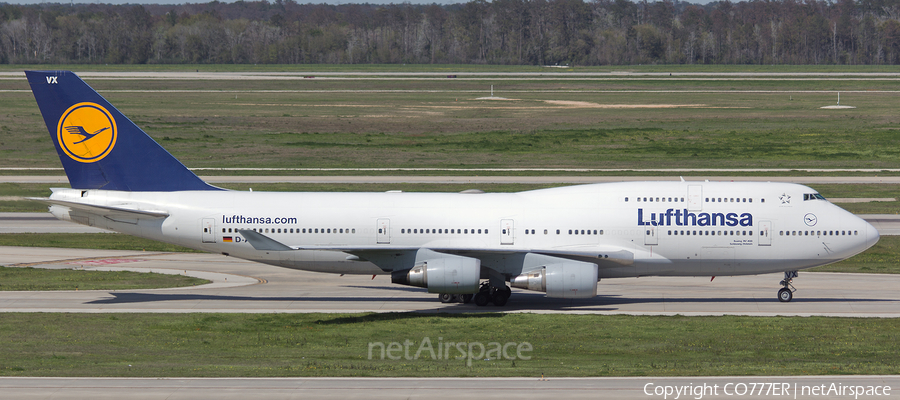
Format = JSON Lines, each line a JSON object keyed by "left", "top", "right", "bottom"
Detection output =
{"left": 758, "top": 220, "right": 772, "bottom": 246}
{"left": 688, "top": 185, "right": 702, "bottom": 211}
{"left": 500, "top": 219, "right": 514, "bottom": 245}
{"left": 376, "top": 219, "right": 391, "bottom": 244}
{"left": 201, "top": 218, "right": 216, "bottom": 243}
{"left": 643, "top": 225, "right": 658, "bottom": 245}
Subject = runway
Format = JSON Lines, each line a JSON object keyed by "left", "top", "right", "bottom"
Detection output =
{"left": 1, "top": 376, "right": 897, "bottom": 400}
{"left": 2, "top": 246, "right": 899, "bottom": 317}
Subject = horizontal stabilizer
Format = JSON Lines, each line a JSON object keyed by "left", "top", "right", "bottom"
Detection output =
{"left": 27, "top": 197, "right": 169, "bottom": 219}
{"left": 237, "top": 229, "right": 294, "bottom": 251}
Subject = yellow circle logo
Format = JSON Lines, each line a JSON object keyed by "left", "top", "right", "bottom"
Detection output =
{"left": 57, "top": 102, "right": 117, "bottom": 163}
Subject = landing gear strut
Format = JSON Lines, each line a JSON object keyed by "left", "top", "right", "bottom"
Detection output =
{"left": 778, "top": 271, "right": 798, "bottom": 302}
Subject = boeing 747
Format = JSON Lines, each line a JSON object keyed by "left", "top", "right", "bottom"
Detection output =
{"left": 25, "top": 71, "right": 880, "bottom": 306}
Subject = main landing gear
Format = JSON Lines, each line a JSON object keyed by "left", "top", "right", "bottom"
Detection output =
{"left": 778, "top": 271, "right": 798, "bottom": 302}
{"left": 438, "top": 282, "right": 511, "bottom": 307}
{"left": 473, "top": 282, "right": 511, "bottom": 307}
{"left": 439, "top": 293, "right": 474, "bottom": 304}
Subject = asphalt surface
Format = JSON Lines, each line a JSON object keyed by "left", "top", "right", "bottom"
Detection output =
{"left": 2, "top": 246, "right": 899, "bottom": 316}
{"left": 1, "top": 376, "right": 897, "bottom": 400}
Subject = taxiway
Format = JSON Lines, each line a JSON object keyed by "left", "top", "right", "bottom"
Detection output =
{"left": 1, "top": 246, "right": 898, "bottom": 317}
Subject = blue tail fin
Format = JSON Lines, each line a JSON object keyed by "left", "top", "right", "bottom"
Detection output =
{"left": 26, "top": 70, "right": 219, "bottom": 192}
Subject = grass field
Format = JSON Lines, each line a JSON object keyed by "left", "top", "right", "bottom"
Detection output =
{"left": 0, "top": 233, "right": 200, "bottom": 253}
{"left": 2, "top": 70, "right": 900, "bottom": 170}
{"left": 0, "top": 266, "right": 208, "bottom": 291}
{"left": 5, "top": 64, "right": 900, "bottom": 73}
{"left": 0, "top": 313, "right": 896, "bottom": 377}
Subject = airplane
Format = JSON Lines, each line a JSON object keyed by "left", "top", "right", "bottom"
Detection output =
{"left": 24, "top": 70, "right": 880, "bottom": 306}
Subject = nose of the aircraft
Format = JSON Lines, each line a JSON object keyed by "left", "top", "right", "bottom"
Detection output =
{"left": 866, "top": 220, "right": 881, "bottom": 249}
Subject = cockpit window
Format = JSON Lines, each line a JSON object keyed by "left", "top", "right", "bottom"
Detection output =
{"left": 803, "top": 193, "right": 827, "bottom": 201}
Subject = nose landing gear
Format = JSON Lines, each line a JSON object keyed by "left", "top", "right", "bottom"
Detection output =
{"left": 778, "top": 271, "right": 798, "bottom": 302}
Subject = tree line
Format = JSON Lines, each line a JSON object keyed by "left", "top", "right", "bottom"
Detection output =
{"left": 3, "top": 0, "right": 900, "bottom": 65}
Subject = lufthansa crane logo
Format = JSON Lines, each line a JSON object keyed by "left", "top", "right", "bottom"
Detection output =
{"left": 804, "top": 213, "right": 818, "bottom": 227}
{"left": 56, "top": 102, "right": 117, "bottom": 163}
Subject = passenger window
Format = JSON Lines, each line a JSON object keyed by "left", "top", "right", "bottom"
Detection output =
{"left": 625, "top": 197, "right": 629, "bottom": 202}
{"left": 544, "top": 229, "right": 548, "bottom": 234}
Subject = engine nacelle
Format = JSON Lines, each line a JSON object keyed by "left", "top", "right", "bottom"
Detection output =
{"left": 391, "top": 256, "right": 481, "bottom": 294}
{"left": 511, "top": 262, "right": 598, "bottom": 298}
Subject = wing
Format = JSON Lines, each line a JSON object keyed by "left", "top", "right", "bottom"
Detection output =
{"left": 237, "top": 229, "right": 635, "bottom": 272}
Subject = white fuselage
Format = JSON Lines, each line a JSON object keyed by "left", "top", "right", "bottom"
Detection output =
{"left": 46, "top": 180, "right": 879, "bottom": 281}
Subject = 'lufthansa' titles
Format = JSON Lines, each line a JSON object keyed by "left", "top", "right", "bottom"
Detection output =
{"left": 638, "top": 208, "right": 753, "bottom": 227}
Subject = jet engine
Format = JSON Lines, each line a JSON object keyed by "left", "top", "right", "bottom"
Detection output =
{"left": 391, "top": 255, "right": 480, "bottom": 294}
{"left": 511, "top": 261, "right": 598, "bottom": 298}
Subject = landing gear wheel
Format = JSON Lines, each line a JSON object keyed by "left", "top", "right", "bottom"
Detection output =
{"left": 778, "top": 288, "right": 793, "bottom": 302}
{"left": 460, "top": 294, "right": 474, "bottom": 304}
{"left": 777, "top": 270, "right": 798, "bottom": 302}
{"left": 491, "top": 291, "right": 509, "bottom": 306}
{"left": 473, "top": 291, "right": 490, "bottom": 306}
{"left": 439, "top": 293, "right": 456, "bottom": 303}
